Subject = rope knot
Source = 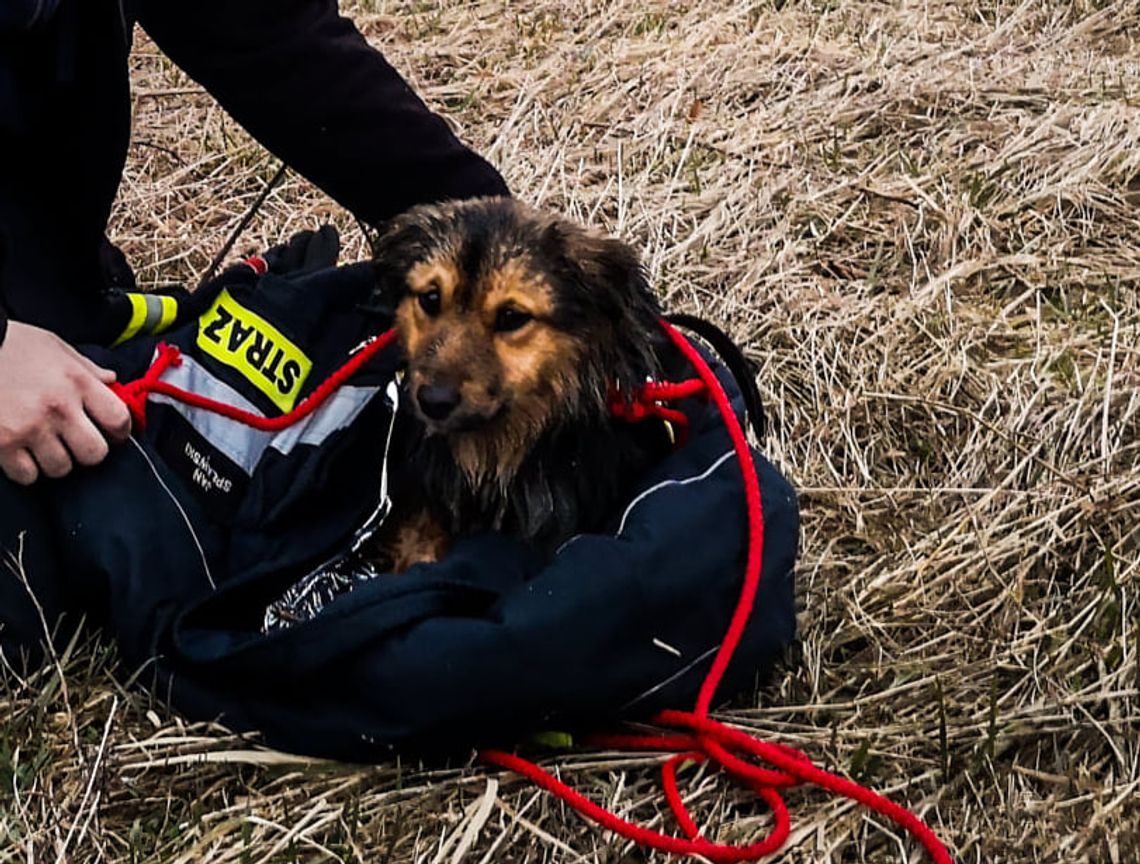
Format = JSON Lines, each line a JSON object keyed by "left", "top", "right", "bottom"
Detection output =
{"left": 609, "top": 377, "right": 706, "bottom": 446}
{"left": 109, "top": 343, "right": 184, "bottom": 432}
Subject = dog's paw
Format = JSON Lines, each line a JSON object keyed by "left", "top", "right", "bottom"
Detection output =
{"left": 385, "top": 508, "right": 451, "bottom": 573}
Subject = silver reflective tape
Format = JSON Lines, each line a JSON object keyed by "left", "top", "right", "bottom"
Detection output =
{"left": 267, "top": 386, "right": 383, "bottom": 459}
{"left": 142, "top": 294, "right": 165, "bottom": 334}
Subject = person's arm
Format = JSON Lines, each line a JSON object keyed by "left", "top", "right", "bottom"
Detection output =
{"left": 139, "top": 0, "right": 509, "bottom": 226}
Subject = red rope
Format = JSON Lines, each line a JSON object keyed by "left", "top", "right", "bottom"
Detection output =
{"left": 243, "top": 254, "right": 269, "bottom": 275}
{"left": 607, "top": 377, "right": 704, "bottom": 445}
{"left": 111, "top": 320, "right": 954, "bottom": 862}
{"left": 110, "top": 330, "right": 398, "bottom": 433}
{"left": 480, "top": 320, "right": 955, "bottom": 863}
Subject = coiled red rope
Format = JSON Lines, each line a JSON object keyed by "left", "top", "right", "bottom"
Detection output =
{"left": 113, "top": 320, "right": 953, "bottom": 863}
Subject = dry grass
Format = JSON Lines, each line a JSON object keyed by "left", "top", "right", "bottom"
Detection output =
{"left": 3, "top": 0, "right": 1139, "bottom": 861}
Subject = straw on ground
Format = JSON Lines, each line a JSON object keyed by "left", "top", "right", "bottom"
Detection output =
{"left": 2, "top": 1, "right": 1137, "bottom": 862}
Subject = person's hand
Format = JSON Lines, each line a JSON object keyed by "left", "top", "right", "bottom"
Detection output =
{"left": 0, "top": 322, "right": 132, "bottom": 485}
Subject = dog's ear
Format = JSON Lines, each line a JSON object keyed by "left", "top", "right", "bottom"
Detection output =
{"left": 368, "top": 212, "right": 437, "bottom": 314}
{"left": 541, "top": 223, "right": 660, "bottom": 321}
{"left": 540, "top": 221, "right": 663, "bottom": 389}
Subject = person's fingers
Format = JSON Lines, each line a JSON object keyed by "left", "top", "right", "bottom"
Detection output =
{"left": 60, "top": 413, "right": 111, "bottom": 468}
{"left": 80, "top": 376, "right": 132, "bottom": 442}
{"left": 78, "top": 354, "right": 118, "bottom": 385}
{"left": 28, "top": 433, "right": 73, "bottom": 480}
{"left": 91, "top": 364, "right": 118, "bottom": 385}
{"left": 1, "top": 449, "right": 39, "bottom": 486}
{"left": 55, "top": 338, "right": 118, "bottom": 385}
{"left": 0, "top": 324, "right": 127, "bottom": 484}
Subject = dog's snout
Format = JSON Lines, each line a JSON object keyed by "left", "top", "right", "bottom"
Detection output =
{"left": 416, "top": 384, "right": 462, "bottom": 421}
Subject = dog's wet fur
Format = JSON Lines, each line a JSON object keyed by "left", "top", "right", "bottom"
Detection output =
{"left": 369, "top": 197, "right": 677, "bottom": 568}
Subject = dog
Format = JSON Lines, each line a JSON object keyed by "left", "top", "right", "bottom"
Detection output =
{"left": 366, "top": 197, "right": 679, "bottom": 571}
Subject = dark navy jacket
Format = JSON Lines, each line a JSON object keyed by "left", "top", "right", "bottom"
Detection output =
{"left": 0, "top": 0, "right": 508, "bottom": 346}
{"left": 0, "top": 263, "right": 799, "bottom": 759}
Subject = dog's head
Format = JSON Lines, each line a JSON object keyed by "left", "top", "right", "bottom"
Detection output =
{"left": 371, "top": 197, "right": 662, "bottom": 477}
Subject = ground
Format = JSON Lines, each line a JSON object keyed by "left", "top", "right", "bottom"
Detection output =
{"left": 2, "top": 1, "right": 1138, "bottom": 862}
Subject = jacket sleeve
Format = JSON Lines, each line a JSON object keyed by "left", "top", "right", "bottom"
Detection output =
{"left": 138, "top": 1, "right": 509, "bottom": 226}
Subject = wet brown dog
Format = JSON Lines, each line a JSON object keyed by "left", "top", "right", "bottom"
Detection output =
{"left": 369, "top": 197, "right": 676, "bottom": 571}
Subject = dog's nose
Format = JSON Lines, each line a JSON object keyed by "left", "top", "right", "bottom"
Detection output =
{"left": 416, "top": 384, "right": 461, "bottom": 421}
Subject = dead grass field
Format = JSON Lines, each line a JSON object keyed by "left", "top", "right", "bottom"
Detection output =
{"left": 2, "top": 0, "right": 1138, "bottom": 861}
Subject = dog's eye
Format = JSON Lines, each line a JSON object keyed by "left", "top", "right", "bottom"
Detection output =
{"left": 417, "top": 289, "right": 442, "bottom": 317}
{"left": 494, "top": 306, "right": 532, "bottom": 333}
